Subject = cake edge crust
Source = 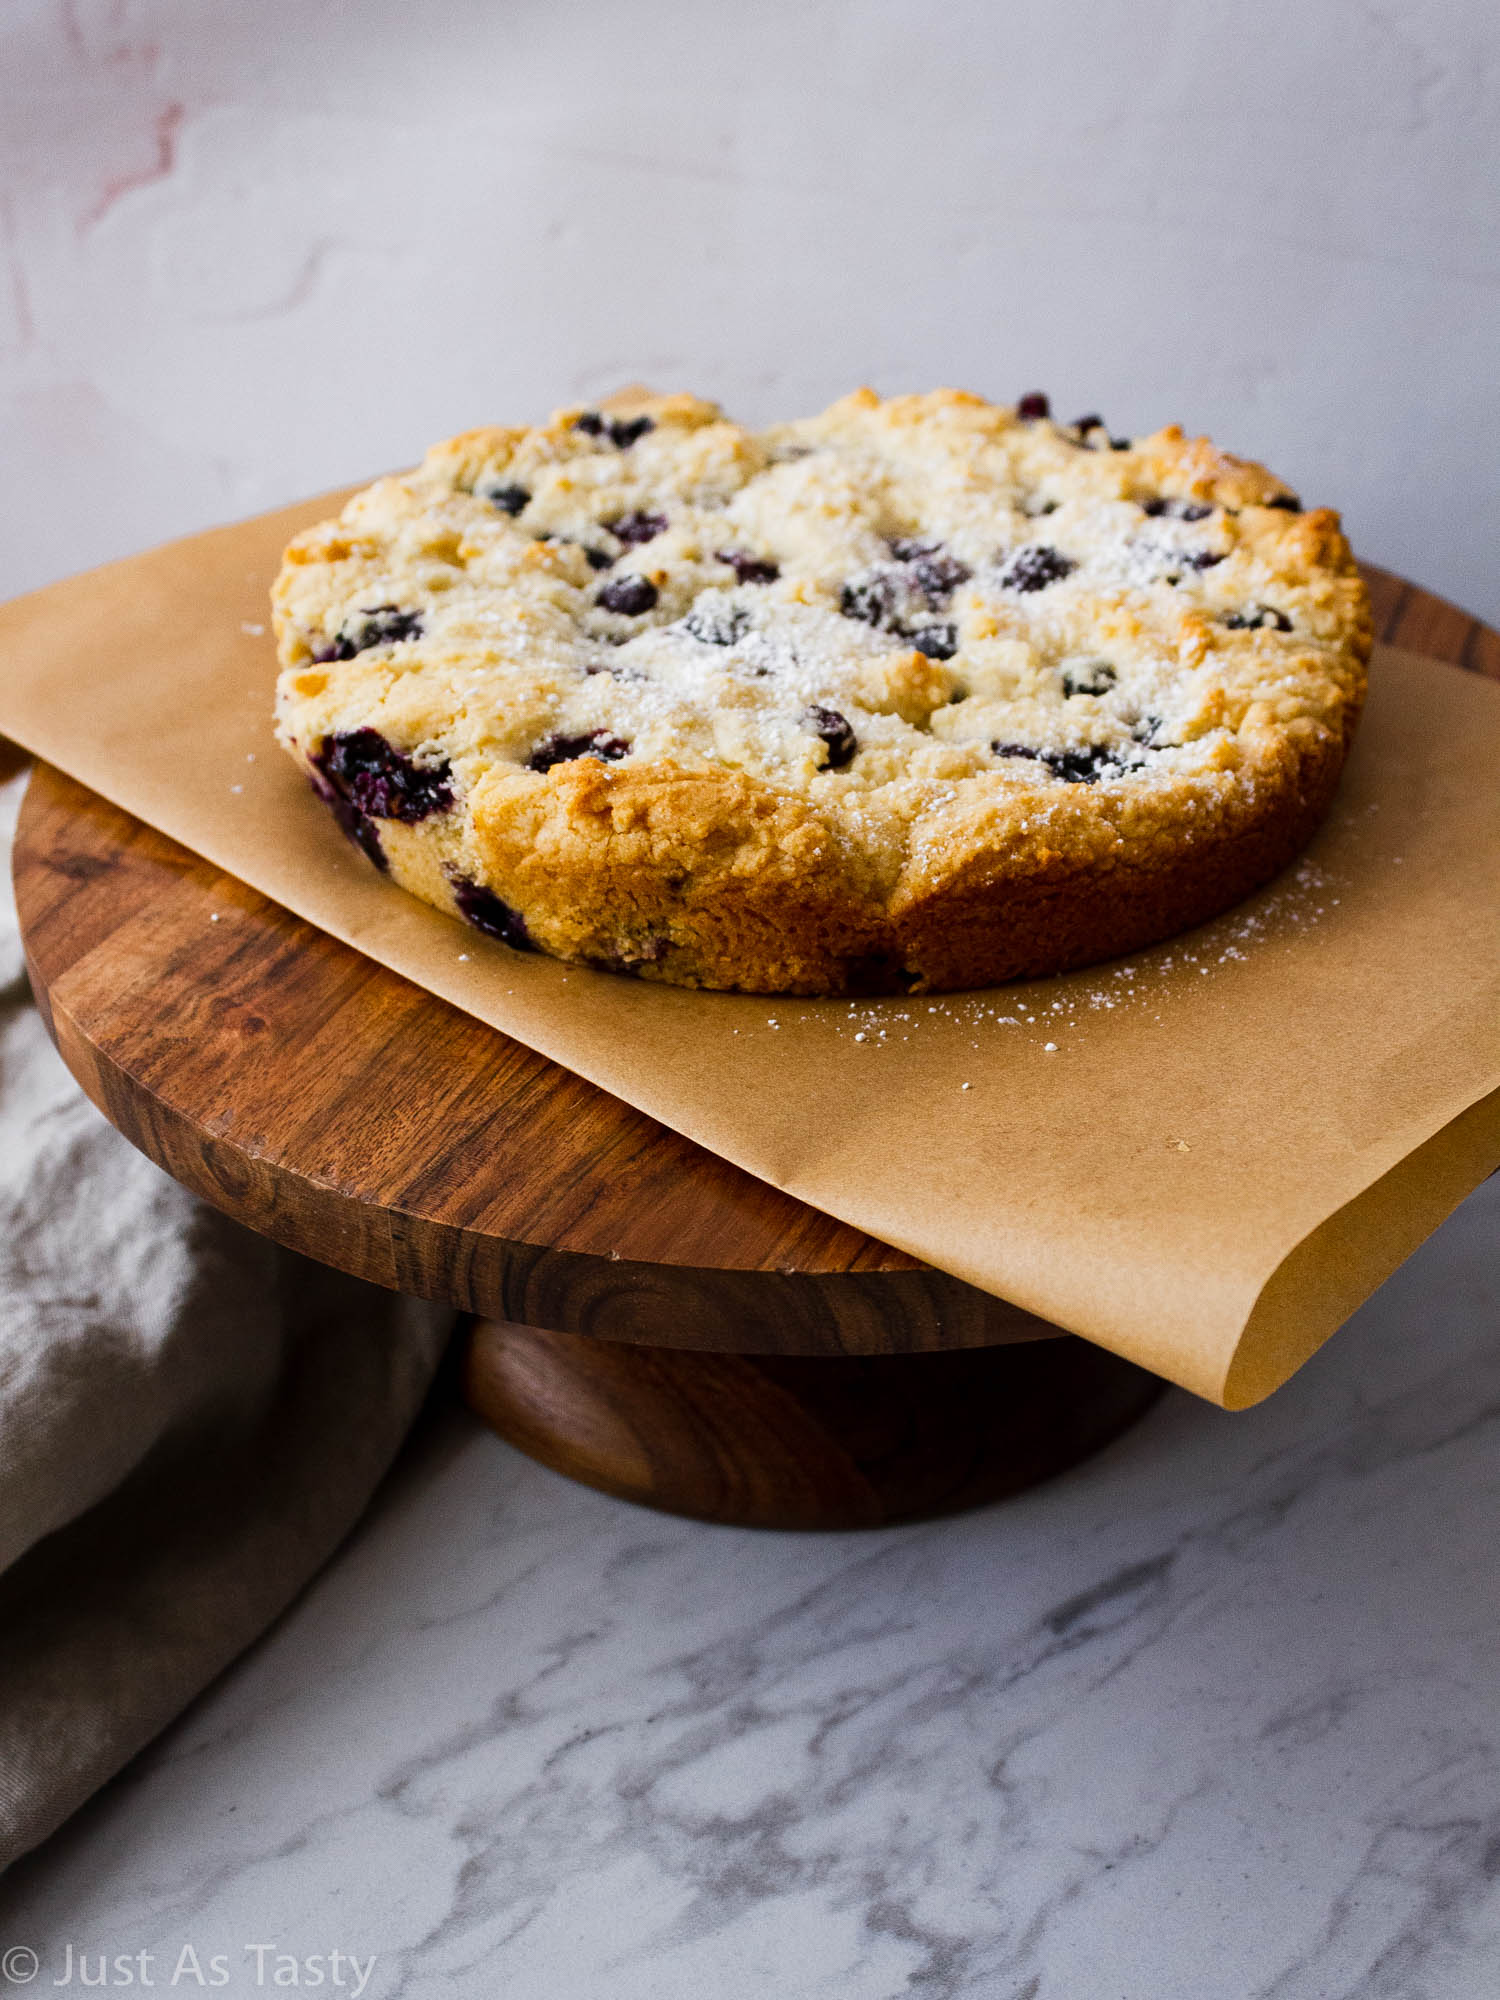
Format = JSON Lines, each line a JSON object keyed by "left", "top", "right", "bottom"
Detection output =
{"left": 282, "top": 697, "right": 1363, "bottom": 995}
{"left": 272, "top": 386, "right": 1372, "bottom": 997}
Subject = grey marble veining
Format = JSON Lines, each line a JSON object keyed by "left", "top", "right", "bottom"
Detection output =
{"left": 2, "top": 1176, "right": 1498, "bottom": 1999}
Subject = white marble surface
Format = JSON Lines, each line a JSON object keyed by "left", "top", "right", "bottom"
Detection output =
{"left": 3, "top": 1, "right": 1499, "bottom": 623}
{"left": 2, "top": 1173, "right": 1498, "bottom": 1997}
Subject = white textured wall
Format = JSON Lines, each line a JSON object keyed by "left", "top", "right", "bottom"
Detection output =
{"left": 4, "top": 0, "right": 1497, "bottom": 620}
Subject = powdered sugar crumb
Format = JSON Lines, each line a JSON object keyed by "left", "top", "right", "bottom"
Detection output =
{"left": 745, "top": 839, "right": 1357, "bottom": 1053}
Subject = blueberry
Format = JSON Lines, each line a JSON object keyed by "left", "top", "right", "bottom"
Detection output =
{"left": 341, "top": 807, "right": 387, "bottom": 870}
{"left": 684, "top": 603, "right": 751, "bottom": 646}
{"left": 919, "top": 554, "right": 969, "bottom": 602}
{"left": 992, "top": 741, "right": 1137, "bottom": 783}
{"left": 526, "top": 729, "right": 632, "bottom": 773}
{"left": 575, "top": 410, "right": 655, "bottom": 448}
{"left": 1069, "top": 413, "right": 1129, "bottom": 450}
{"left": 1181, "top": 549, "right": 1225, "bottom": 571}
{"left": 1143, "top": 497, "right": 1212, "bottom": 521}
{"left": 313, "top": 728, "right": 453, "bottom": 822}
{"left": 1223, "top": 604, "right": 1292, "bottom": 632}
{"left": 910, "top": 624, "right": 958, "bottom": 660}
{"left": 1042, "top": 746, "right": 1126, "bottom": 783}
{"left": 451, "top": 878, "right": 532, "bottom": 949}
{"left": 596, "top": 575, "right": 659, "bottom": 615}
{"left": 886, "top": 539, "right": 971, "bottom": 598}
{"left": 608, "top": 509, "right": 668, "bottom": 546}
{"left": 839, "top": 574, "right": 898, "bottom": 626}
{"left": 716, "top": 548, "right": 780, "bottom": 584}
{"left": 540, "top": 534, "right": 615, "bottom": 570}
{"left": 367, "top": 606, "right": 424, "bottom": 645}
{"left": 480, "top": 481, "right": 530, "bottom": 516}
{"left": 311, "top": 604, "right": 424, "bottom": 662}
{"left": 1061, "top": 659, "right": 1116, "bottom": 697}
{"left": 1000, "top": 544, "right": 1076, "bottom": 592}
{"left": 801, "top": 706, "right": 858, "bottom": 769}
{"left": 609, "top": 415, "right": 655, "bottom": 448}
{"left": 1016, "top": 392, "right": 1050, "bottom": 420}
{"left": 1266, "top": 494, "right": 1302, "bottom": 512}
{"left": 311, "top": 781, "right": 388, "bottom": 872}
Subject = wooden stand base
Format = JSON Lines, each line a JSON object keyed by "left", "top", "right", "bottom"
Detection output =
{"left": 463, "top": 1324, "right": 1165, "bottom": 1530}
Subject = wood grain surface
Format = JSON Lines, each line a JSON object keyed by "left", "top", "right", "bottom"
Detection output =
{"left": 462, "top": 1320, "right": 1166, "bottom": 1528}
{"left": 14, "top": 566, "right": 1493, "bottom": 1357}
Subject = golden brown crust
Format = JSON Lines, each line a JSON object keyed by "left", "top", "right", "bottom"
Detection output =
{"left": 272, "top": 388, "right": 1370, "bottom": 994}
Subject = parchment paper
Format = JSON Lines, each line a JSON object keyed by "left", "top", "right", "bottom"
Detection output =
{"left": 1, "top": 495, "right": 1496, "bottom": 1407}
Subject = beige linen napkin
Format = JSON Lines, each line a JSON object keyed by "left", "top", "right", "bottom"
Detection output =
{"left": 0, "top": 770, "right": 453, "bottom": 1872}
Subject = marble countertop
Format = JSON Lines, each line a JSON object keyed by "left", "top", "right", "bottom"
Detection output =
{"left": 2, "top": 1175, "right": 1497, "bottom": 1999}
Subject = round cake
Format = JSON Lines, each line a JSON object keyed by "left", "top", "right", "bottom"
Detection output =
{"left": 272, "top": 388, "right": 1371, "bottom": 994}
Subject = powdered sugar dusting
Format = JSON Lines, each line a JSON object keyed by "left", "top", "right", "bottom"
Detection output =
{"left": 742, "top": 853, "right": 1351, "bottom": 1060}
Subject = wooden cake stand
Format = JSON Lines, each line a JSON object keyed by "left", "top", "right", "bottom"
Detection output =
{"left": 14, "top": 567, "right": 1494, "bottom": 1528}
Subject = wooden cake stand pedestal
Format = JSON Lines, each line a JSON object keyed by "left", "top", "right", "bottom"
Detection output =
{"left": 13, "top": 567, "right": 1490, "bottom": 1528}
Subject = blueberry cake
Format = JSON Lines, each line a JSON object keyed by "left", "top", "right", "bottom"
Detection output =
{"left": 271, "top": 388, "right": 1371, "bottom": 994}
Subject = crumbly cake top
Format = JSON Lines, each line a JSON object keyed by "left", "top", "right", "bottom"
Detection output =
{"left": 273, "top": 388, "right": 1369, "bottom": 890}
